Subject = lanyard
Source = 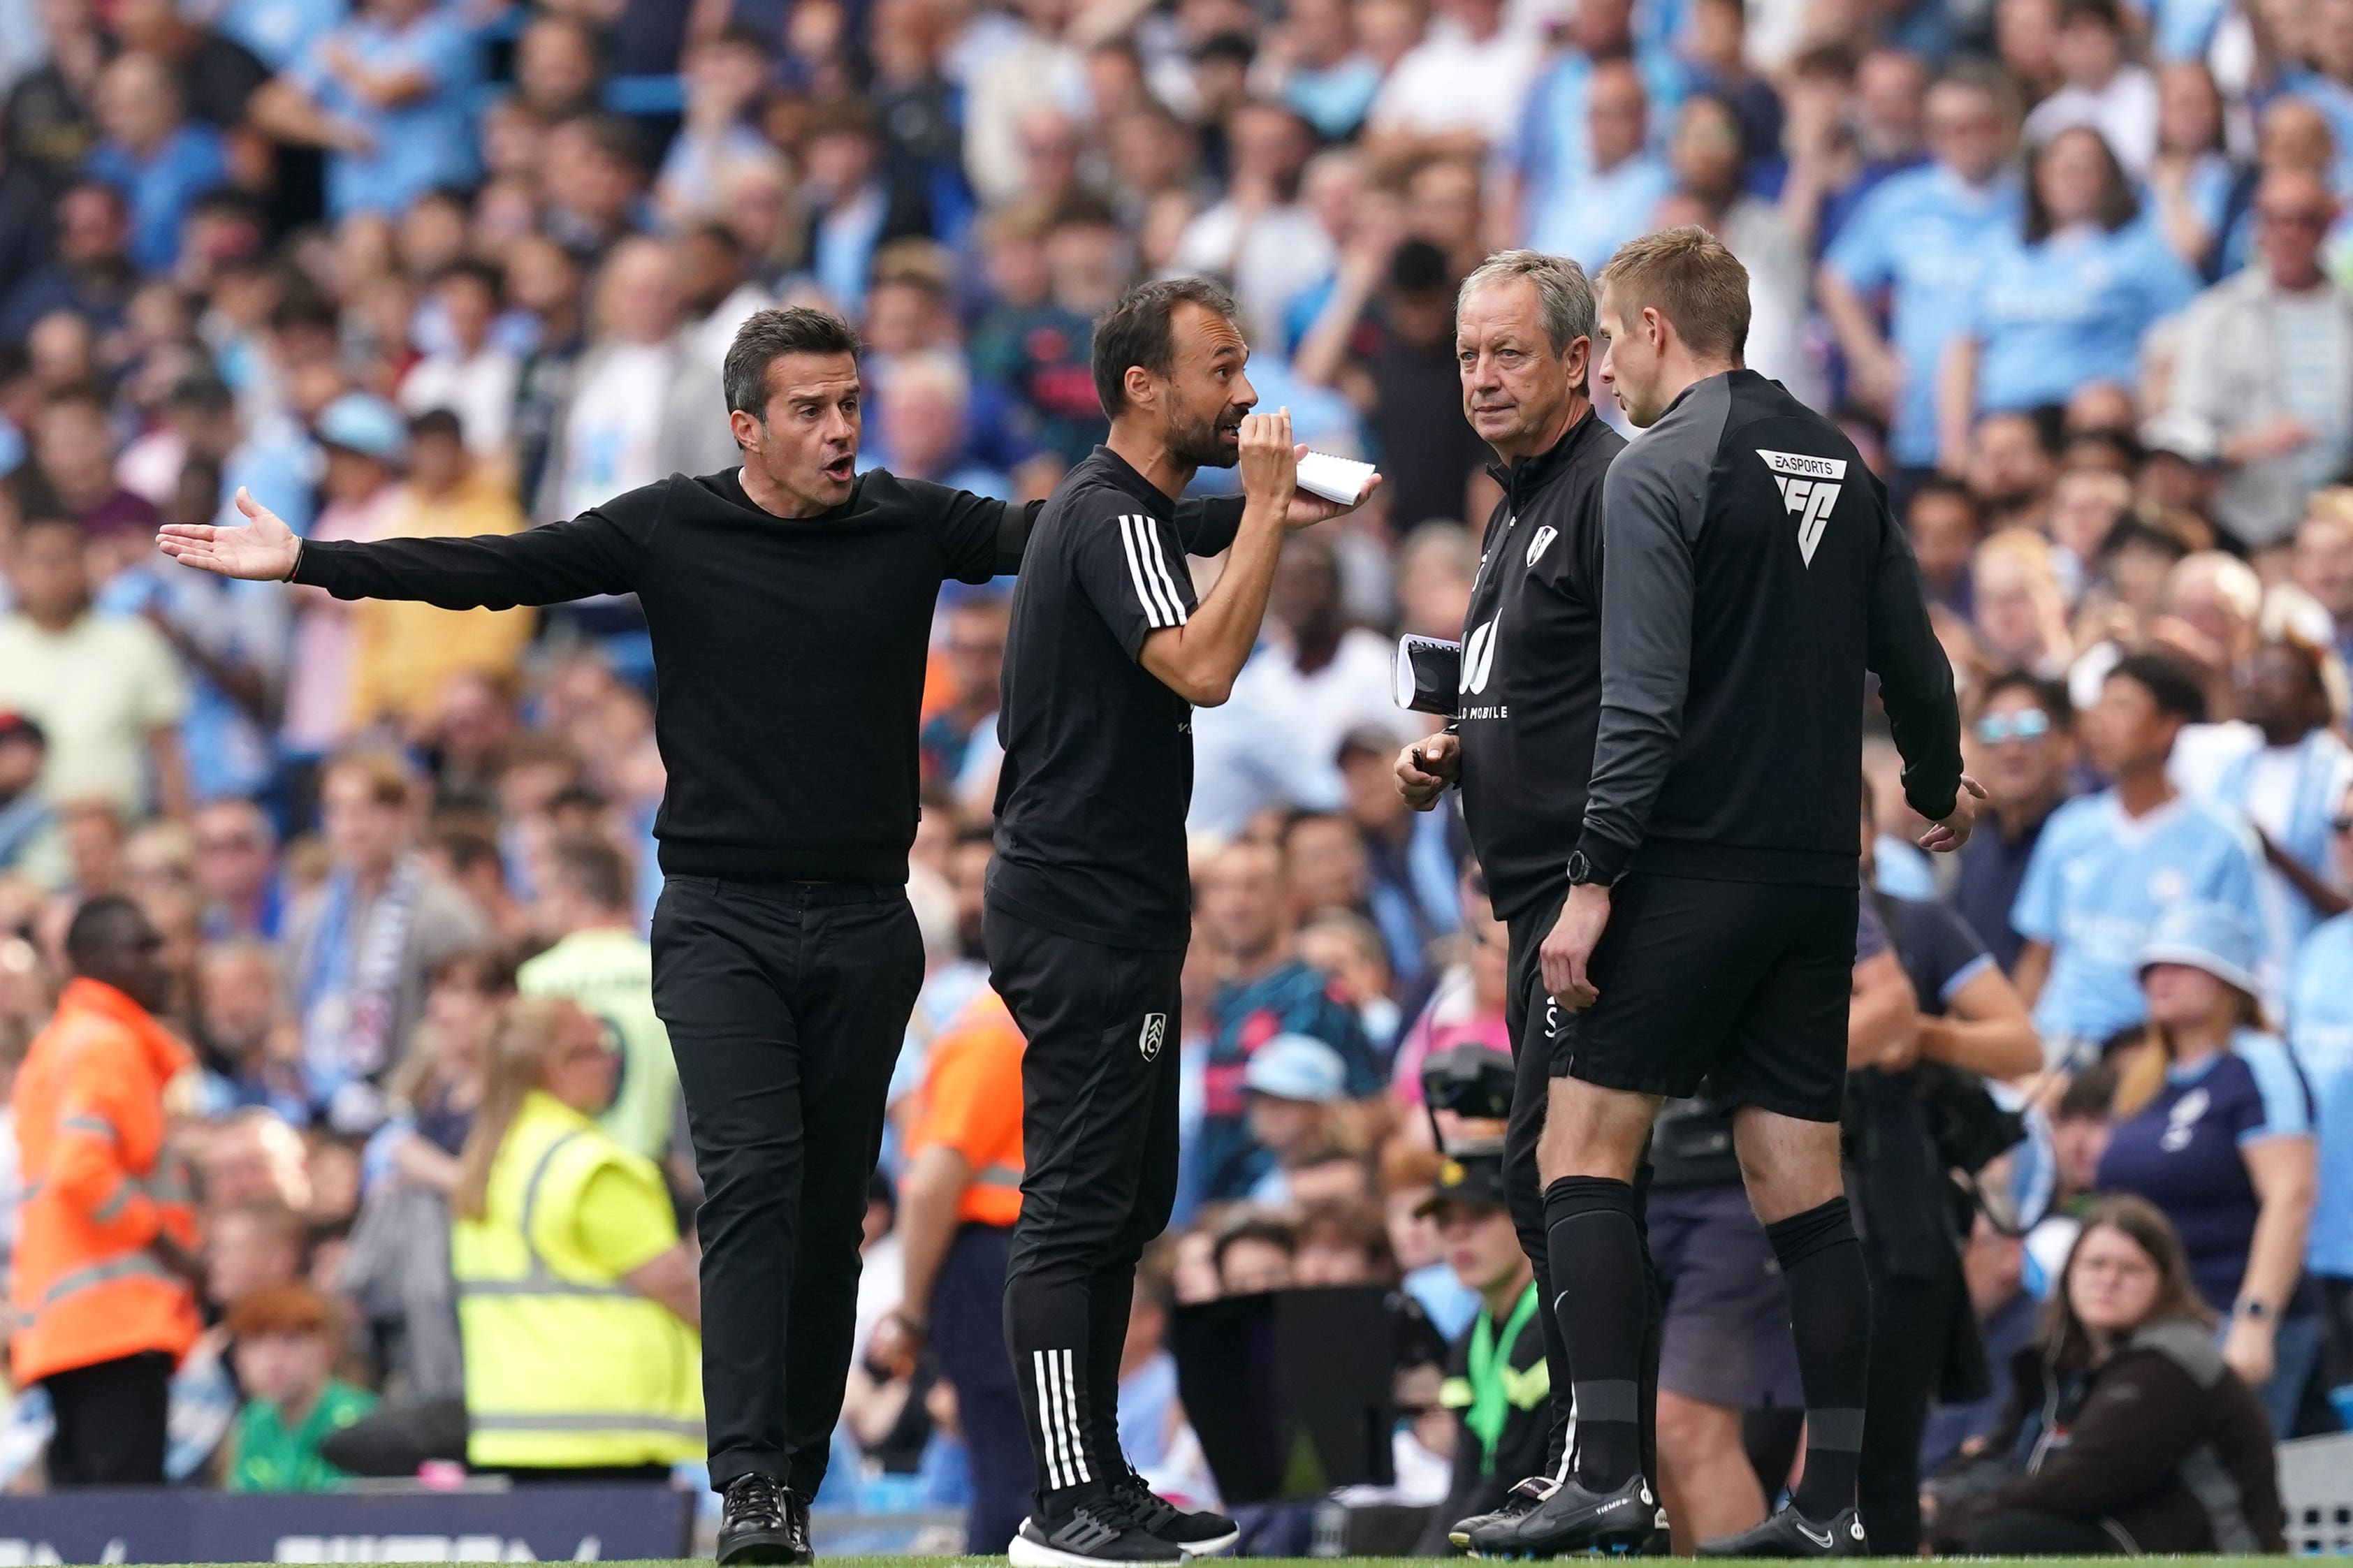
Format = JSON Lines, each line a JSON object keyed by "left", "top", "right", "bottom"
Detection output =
{"left": 1467, "top": 1280, "right": 1540, "bottom": 1472}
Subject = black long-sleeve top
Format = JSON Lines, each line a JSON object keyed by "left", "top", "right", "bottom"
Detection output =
{"left": 1575, "top": 369, "right": 1962, "bottom": 888}
{"left": 296, "top": 468, "right": 1030, "bottom": 886}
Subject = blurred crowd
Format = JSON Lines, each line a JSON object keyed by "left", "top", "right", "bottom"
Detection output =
{"left": 0, "top": 0, "right": 2346, "bottom": 1546}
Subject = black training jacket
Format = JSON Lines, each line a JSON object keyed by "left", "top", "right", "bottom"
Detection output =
{"left": 1575, "top": 370, "right": 1962, "bottom": 888}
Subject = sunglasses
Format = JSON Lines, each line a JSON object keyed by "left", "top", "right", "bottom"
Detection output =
{"left": 2333, "top": 815, "right": 2353, "bottom": 835}
{"left": 2259, "top": 209, "right": 2331, "bottom": 229}
{"left": 1975, "top": 710, "right": 2053, "bottom": 745}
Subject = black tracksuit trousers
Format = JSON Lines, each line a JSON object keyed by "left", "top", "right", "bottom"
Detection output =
{"left": 986, "top": 906, "right": 1185, "bottom": 1517}
{"left": 651, "top": 876, "right": 924, "bottom": 1500}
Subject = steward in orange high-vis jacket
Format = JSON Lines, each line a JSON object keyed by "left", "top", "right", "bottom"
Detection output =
{"left": 10, "top": 896, "right": 200, "bottom": 1486}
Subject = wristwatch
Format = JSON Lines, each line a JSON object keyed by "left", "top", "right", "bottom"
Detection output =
{"left": 1566, "top": 851, "right": 1601, "bottom": 888}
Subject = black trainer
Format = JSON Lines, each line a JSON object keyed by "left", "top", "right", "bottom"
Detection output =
{"left": 717, "top": 1474, "right": 813, "bottom": 1565}
{"left": 1010, "top": 1495, "right": 1188, "bottom": 1568}
{"left": 1447, "top": 1474, "right": 1557, "bottom": 1551}
{"left": 1465, "top": 1472, "right": 1656, "bottom": 1557}
{"left": 1695, "top": 1504, "right": 1868, "bottom": 1558}
{"left": 1112, "top": 1470, "right": 1239, "bottom": 1556}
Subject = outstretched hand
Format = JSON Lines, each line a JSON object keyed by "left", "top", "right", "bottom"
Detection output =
{"left": 156, "top": 487, "right": 302, "bottom": 582}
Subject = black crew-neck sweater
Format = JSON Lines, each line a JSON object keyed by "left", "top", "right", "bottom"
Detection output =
{"left": 293, "top": 467, "right": 1029, "bottom": 885}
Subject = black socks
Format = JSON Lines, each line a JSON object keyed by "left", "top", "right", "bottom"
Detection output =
{"left": 1765, "top": 1196, "right": 1871, "bottom": 1521}
{"left": 1543, "top": 1175, "right": 1647, "bottom": 1491}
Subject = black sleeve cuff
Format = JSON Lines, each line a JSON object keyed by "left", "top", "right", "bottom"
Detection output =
{"left": 1903, "top": 778, "right": 1960, "bottom": 826}
{"left": 1573, "top": 829, "right": 1633, "bottom": 886}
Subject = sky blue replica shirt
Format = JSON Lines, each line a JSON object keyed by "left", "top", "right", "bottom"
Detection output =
{"left": 1823, "top": 164, "right": 2023, "bottom": 467}
{"left": 2289, "top": 913, "right": 2353, "bottom": 1278}
{"left": 2012, "top": 791, "right": 2271, "bottom": 1052}
{"left": 292, "top": 8, "right": 479, "bottom": 219}
{"left": 85, "top": 126, "right": 230, "bottom": 274}
{"left": 1965, "top": 219, "right": 2199, "bottom": 415}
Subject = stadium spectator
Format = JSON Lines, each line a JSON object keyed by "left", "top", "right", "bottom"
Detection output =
{"left": 2096, "top": 902, "right": 2320, "bottom": 1430}
{"left": 449, "top": 996, "right": 702, "bottom": 1479}
{"left": 0, "top": 513, "right": 189, "bottom": 819}
{"left": 2012, "top": 653, "right": 2269, "bottom": 1060}
{"left": 251, "top": 0, "right": 479, "bottom": 221}
{"left": 518, "top": 832, "right": 676, "bottom": 1165}
{"left": 82, "top": 52, "right": 226, "bottom": 277}
{"left": 1411, "top": 1149, "right": 1545, "bottom": 1556}
{"left": 1938, "top": 126, "right": 2198, "bottom": 469}
{"left": 1195, "top": 839, "right": 1381, "bottom": 1204}
{"left": 1211, "top": 1210, "right": 1298, "bottom": 1295}
{"left": 1926, "top": 1196, "right": 2286, "bottom": 1555}
{"left": 398, "top": 263, "right": 519, "bottom": 458}
{"left": 283, "top": 749, "right": 490, "bottom": 1131}
{"left": 280, "top": 395, "right": 409, "bottom": 764}
{"left": 1953, "top": 671, "right": 2078, "bottom": 970}
{"left": 223, "top": 1282, "right": 377, "bottom": 1492}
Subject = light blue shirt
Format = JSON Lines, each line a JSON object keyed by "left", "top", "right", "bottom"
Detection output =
{"left": 1527, "top": 152, "right": 1675, "bottom": 275}
{"left": 1826, "top": 165, "right": 2024, "bottom": 467}
{"left": 2011, "top": 790, "right": 2272, "bottom": 1053}
{"left": 1509, "top": 50, "right": 1684, "bottom": 238}
{"left": 224, "top": 0, "right": 346, "bottom": 69}
{"left": 85, "top": 126, "right": 231, "bottom": 274}
{"left": 1965, "top": 219, "right": 2199, "bottom": 414}
{"left": 2289, "top": 913, "right": 2353, "bottom": 1277}
{"left": 293, "top": 8, "right": 479, "bottom": 219}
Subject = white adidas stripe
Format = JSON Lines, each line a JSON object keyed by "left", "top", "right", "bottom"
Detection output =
{"left": 1117, "top": 516, "right": 1177, "bottom": 628}
{"left": 1141, "top": 521, "right": 1188, "bottom": 627}
{"left": 1060, "top": 1347, "right": 1091, "bottom": 1482}
{"left": 1033, "top": 1351, "right": 1067, "bottom": 1490}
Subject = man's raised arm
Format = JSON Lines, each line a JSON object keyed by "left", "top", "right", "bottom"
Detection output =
{"left": 157, "top": 485, "right": 651, "bottom": 608}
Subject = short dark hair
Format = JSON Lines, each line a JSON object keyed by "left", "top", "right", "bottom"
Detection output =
{"left": 1978, "top": 668, "right": 2073, "bottom": 726}
{"left": 1211, "top": 1211, "right": 1297, "bottom": 1277}
{"left": 409, "top": 407, "right": 464, "bottom": 443}
{"left": 65, "top": 894, "right": 150, "bottom": 974}
{"left": 1907, "top": 475, "right": 1980, "bottom": 529}
{"left": 2107, "top": 651, "right": 2206, "bottom": 723}
{"left": 723, "top": 307, "right": 863, "bottom": 420}
{"left": 1090, "top": 277, "right": 1241, "bottom": 417}
{"left": 548, "top": 830, "right": 634, "bottom": 914}
{"left": 433, "top": 258, "right": 504, "bottom": 303}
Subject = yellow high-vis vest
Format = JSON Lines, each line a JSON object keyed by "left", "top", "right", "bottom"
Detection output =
{"left": 452, "top": 1090, "right": 704, "bottom": 1470}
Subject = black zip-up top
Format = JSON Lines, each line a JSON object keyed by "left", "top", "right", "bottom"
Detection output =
{"left": 1575, "top": 369, "right": 1962, "bottom": 888}
{"left": 1452, "top": 409, "right": 1626, "bottom": 923}
{"left": 293, "top": 467, "right": 1049, "bottom": 886}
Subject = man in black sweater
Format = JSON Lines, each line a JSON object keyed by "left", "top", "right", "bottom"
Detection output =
{"left": 1524, "top": 228, "right": 1981, "bottom": 1558}
{"left": 986, "top": 278, "right": 1371, "bottom": 1567}
{"left": 156, "top": 307, "right": 1244, "bottom": 1566}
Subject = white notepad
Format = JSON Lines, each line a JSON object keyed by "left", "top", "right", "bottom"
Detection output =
{"left": 1295, "top": 450, "right": 1378, "bottom": 506}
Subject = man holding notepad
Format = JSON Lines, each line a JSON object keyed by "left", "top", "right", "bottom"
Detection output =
{"left": 1392, "top": 250, "right": 1649, "bottom": 1555}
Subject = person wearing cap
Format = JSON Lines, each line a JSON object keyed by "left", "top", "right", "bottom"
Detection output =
{"left": 2164, "top": 168, "right": 2353, "bottom": 552}
{"left": 2096, "top": 900, "right": 2320, "bottom": 1433}
{"left": 1196, "top": 840, "right": 1381, "bottom": 1206}
{"left": 1241, "top": 1033, "right": 1353, "bottom": 1206}
{"left": 281, "top": 391, "right": 410, "bottom": 767}
{"left": 1411, "top": 1150, "right": 1547, "bottom": 1557}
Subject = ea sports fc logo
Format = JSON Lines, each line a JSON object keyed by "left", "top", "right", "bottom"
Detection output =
{"left": 1139, "top": 1013, "right": 1167, "bottom": 1062}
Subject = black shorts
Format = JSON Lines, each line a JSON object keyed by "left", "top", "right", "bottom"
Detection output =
{"left": 1556, "top": 872, "right": 1857, "bottom": 1123}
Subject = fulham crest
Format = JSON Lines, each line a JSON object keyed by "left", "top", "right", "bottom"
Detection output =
{"left": 1756, "top": 448, "right": 1846, "bottom": 566}
{"left": 1525, "top": 523, "right": 1558, "bottom": 568}
{"left": 1139, "top": 1012, "right": 1167, "bottom": 1062}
